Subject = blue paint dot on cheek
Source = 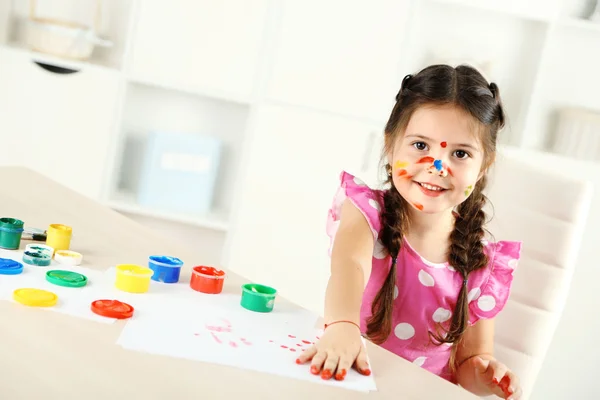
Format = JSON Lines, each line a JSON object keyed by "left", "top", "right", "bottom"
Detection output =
{"left": 433, "top": 159, "right": 443, "bottom": 171}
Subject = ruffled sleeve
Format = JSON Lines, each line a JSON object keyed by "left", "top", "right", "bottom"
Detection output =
{"left": 326, "top": 171, "right": 384, "bottom": 256}
{"left": 468, "top": 240, "right": 523, "bottom": 325}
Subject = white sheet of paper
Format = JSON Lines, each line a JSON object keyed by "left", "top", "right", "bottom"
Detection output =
{"left": 0, "top": 249, "right": 115, "bottom": 323}
{"left": 116, "top": 298, "right": 377, "bottom": 392}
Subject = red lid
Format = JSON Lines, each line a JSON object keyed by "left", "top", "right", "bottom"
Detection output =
{"left": 91, "top": 299, "right": 134, "bottom": 319}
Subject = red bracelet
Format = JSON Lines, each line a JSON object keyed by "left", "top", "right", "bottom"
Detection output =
{"left": 324, "top": 320, "right": 360, "bottom": 330}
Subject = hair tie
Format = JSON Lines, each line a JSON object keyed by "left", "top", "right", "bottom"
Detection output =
{"left": 392, "top": 257, "right": 398, "bottom": 265}
{"left": 463, "top": 278, "right": 468, "bottom": 287}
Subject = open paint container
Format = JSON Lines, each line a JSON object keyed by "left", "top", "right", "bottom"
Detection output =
{"left": 148, "top": 255, "right": 183, "bottom": 283}
{"left": 23, "top": 250, "right": 51, "bottom": 266}
{"left": 0, "top": 217, "right": 24, "bottom": 250}
{"left": 115, "top": 264, "right": 154, "bottom": 293}
{"left": 54, "top": 250, "right": 83, "bottom": 266}
{"left": 26, "top": 243, "right": 54, "bottom": 258}
{"left": 190, "top": 266, "right": 226, "bottom": 294}
{"left": 46, "top": 223, "right": 72, "bottom": 252}
{"left": 240, "top": 283, "right": 277, "bottom": 313}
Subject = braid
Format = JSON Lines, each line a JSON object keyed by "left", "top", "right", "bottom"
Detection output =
{"left": 429, "top": 175, "right": 489, "bottom": 349}
{"left": 365, "top": 167, "right": 410, "bottom": 344}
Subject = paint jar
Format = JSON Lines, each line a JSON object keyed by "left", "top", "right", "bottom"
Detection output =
{"left": 26, "top": 243, "right": 54, "bottom": 258}
{"left": 115, "top": 264, "right": 154, "bottom": 293}
{"left": 46, "top": 224, "right": 72, "bottom": 253}
{"left": 0, "top": 217, "right": 24, "bottom": 250}
{"left": 190, "top": 266, "right": 226, "bottom": 294}
{"left": 23, "top": 250, "right": 52, "bottom": 267}
{"left": 148, "top": 255, "right": 183, "bottom": 283}
{"left": 240, "top": 283, "right": 277, "bottom": 313}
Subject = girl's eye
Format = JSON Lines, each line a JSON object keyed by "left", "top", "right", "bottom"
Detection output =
{"left": 413, "top": 142, "right": 428, "bottom": 151}
{"left": 454, "top": 150, "right": 469, "bottom": 159}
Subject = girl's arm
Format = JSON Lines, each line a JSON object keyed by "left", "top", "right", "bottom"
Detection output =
{"left": 455, "top": 319, "right": 522, "bottom": 399}
{"left": 324, "top": 198, "right": 374, "bottom": 325}
{"left": 297, "top": 198, "right": 375, "bottom": 378}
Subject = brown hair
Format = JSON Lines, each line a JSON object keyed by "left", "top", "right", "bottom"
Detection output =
{"left": 365, "top": 65, "right": 505, "bottom": 352}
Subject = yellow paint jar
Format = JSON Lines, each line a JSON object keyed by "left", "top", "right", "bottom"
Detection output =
{"left": 46, "top": 224, "right": 72, "bottom": 253}
{"left": 115, "top": 264, "right": 154, "bottom": 293}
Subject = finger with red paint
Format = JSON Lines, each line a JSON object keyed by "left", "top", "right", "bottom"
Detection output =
{"left": 295, "top": 321, "right": 366, "bottom": 381}
{"left": 472, "top": 356, "right": 522, "bottom": 399}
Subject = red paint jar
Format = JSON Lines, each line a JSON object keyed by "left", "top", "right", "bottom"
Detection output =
{"left": 190, "top": 266, "right": 226, "bottom": 294}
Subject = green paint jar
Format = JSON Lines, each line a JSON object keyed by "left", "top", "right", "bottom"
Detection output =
{"left": 0, "top": 217, "right": 24, "bottom": 250}
{"left": 240, "top": 283, "right": 277, "bottom": 313}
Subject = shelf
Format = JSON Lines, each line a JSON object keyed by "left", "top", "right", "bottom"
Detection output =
{"left": 107, "top": 190, "right": 229, "bottom": 232}
{"left": 0, "top": 42, "right": 119, "bottom": 74}
{"left": 127, "top": 74, "right": 251, "bottom": 106}
{"left": 555, "top": 17, "right": 600, "bottom": 34}
{"left": 427, "top": 0, "right": 558, "bottom": 23}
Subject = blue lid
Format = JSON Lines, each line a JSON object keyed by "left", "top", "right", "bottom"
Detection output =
{"left": 0, "top": 258, "right": 23, "bottom": 275}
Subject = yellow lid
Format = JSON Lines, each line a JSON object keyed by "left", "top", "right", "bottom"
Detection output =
{"left": 13, "top": 288, "right": 58, "bottom": 307}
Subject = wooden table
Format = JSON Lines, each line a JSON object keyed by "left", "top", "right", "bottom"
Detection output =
{"left": 0, "top": 167, "right": 477, "bottom": 400}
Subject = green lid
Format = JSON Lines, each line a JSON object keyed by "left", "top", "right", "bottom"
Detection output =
{"left": 46, "top": 270, "right": 88, "bottom": 288}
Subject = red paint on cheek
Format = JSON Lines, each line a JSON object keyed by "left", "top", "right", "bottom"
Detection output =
{"left": 446, "top": 167, "right": 453, "bottom": 177}
{"left": 398, "top": 169, "right": 407, "bottom": 177}
{"left": 440, "top": 141, "right": 447, "bottom": 148}
{"left": 413, "top": 203, "right": 424, "bottom": 211}
{"left": 416, "top": 156, "right": 435, "bottom": 164}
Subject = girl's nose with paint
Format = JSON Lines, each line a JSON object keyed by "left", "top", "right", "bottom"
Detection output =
{"left": 427, "top": 159, "right": 449, "bottom": 178}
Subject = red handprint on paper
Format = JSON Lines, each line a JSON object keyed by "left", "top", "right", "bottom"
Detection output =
{"left": 269, "top": 333, "right": 321, "bottom": 353}
{"left": 194, "top": 318, "right": 252, "bottom": 348}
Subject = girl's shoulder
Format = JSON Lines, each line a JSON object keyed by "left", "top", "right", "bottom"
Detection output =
{"left": 326, "top": 171, "right": 385, "bottom": 255}
{"left": 467, "top": 239, "right": 523, "bottom": 325}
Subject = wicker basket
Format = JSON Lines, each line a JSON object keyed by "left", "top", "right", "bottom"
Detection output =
{"left": 26, "top": 0, "right": 112, "bottom": 60}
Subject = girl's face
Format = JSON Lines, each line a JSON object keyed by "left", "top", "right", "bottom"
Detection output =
{"left": 387, "top": 105, "right": 487, "bottom": 214}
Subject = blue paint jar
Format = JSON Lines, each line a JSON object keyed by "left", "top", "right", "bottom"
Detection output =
{"left": 148, "top": 255, "right": 184, "bottom": 283}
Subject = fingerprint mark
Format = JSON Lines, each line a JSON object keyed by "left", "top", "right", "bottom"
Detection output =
{"left": 302, "top": 340, "right": 311, "bottom": 344}
{"left": 288, "top": 334, "right": 296, "bottom": 338}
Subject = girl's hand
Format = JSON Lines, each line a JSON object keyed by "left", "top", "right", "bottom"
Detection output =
{"left": 295, "top": 322, "right": 371, "bottom": 380}
{"left": 472, "top": 356, "right": 522, "bottom": 400}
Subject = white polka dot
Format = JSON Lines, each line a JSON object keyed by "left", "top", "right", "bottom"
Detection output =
{"left": 418, "top": 270, "right": 435, "bottom": 287}
{"left": 467, "top": 287, "right": 481, "bottom": 302}
{"left": 477, "top": 295, "right": 496, "bottom": 312}
{"left": 432, "top": 308, "right": 452, "bottom": 323}
{"left": 394, "top": 323, "right": 415, "bottom": 340}
{"left": 420, "top": 256, "right": 447, "bottom": 269}
{"left": 353, "top": 176, "right": 366, "bottom": 186}
{"left": 413, "top": 356, "right": 427, "bottom": 367}
{"left": 447, "top": 265, "right": 456, "bottom": 272}
{"left": 373, "top": 240, "right": 387, "bottom": 259}
{"left": 368, "top": 198, "right": 380, "bottom": 211}
{"left": 508, "top": 259, "right": 518, "bottom": 268}
{"left": 393, "top": 285, "right": 399, "bottom": 300}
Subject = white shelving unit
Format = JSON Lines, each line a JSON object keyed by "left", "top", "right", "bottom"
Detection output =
{"left": 0, "top": 0, "right": 598, "bottom": 311}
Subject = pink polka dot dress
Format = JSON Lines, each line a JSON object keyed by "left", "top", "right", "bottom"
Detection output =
{"left": 326, "top": 172, "right": 522, "bottom": 382}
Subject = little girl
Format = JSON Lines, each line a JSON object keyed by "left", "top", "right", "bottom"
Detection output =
{"left": 297, "top": 64, "right": 522, "bottom": 400}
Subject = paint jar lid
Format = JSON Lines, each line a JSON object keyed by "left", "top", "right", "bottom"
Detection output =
{"left": 46, "top": 270, "right": 88, "bottom": 288}
{"left": 13, "top": 288, "right": 58, "bottom": 307}
{"left": 91, "top": 299, "right": 134, "bottom": 319}
{"left": 0, "top": 258, "right": 23, "bottom": 275}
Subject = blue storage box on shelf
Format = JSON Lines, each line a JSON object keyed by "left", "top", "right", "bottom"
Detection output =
{"left": 137, "top": 131, "right": 222, "bottom": 215}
